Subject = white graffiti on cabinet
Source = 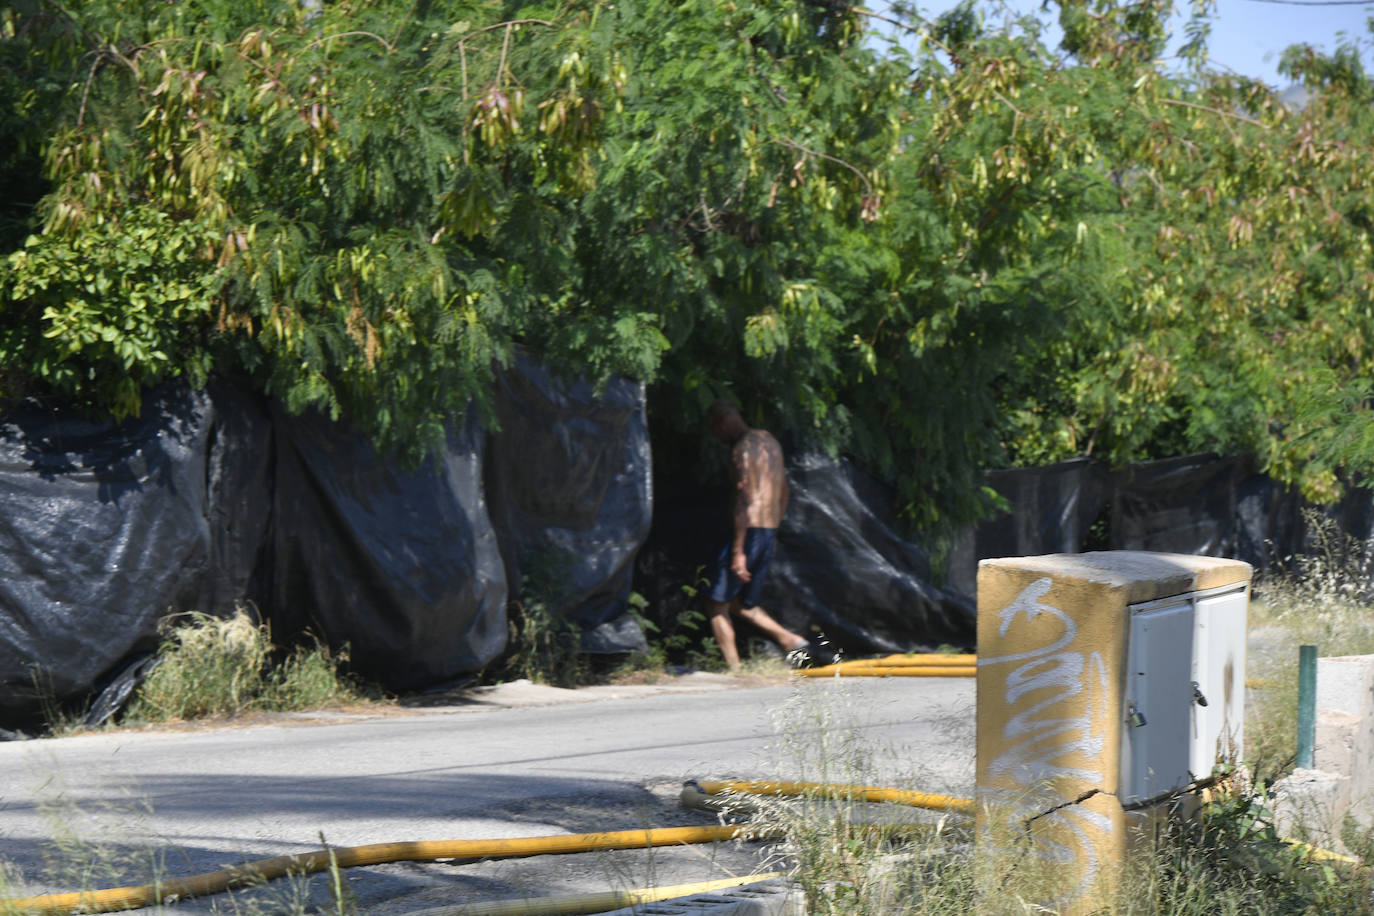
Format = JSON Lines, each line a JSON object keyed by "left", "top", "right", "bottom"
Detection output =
{"left": 980, "top": 577, "right": 1111, "bottom": 906}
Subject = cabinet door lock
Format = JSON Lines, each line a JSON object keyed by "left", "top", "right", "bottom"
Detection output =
{"left": 1127, "top": 703, "right": 1147, "bottom": 728}
{"left": 1192, "top": 681, "right": 1209, "bottom": 707}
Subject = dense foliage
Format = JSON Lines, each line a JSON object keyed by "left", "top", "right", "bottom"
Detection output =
{"left": 1, "top": 0, "right": 1372, "bottom": 531}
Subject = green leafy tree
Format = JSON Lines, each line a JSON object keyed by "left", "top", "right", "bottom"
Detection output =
{"left": 2, "top": 0, "right": 630, "bottom": 456}
{"left": 865, "top": 0, "right": 1374, "bottom": 511}
{"left": 3, "top": 0, "right": 1374, "bottom": 535}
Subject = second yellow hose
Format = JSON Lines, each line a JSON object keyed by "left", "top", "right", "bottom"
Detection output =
{"left": 3, "top": 825, "right": 767, "bottom": 916}
{"left": 407, "top": 872, "right": 786, "bottom": 916}
{"left": 691, "top": 779, "right": 975, "bottom": 815}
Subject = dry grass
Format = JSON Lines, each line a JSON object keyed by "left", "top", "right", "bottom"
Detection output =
{"left": 122, "top": 609, "right": 370, "bottom": 727}
{"left": 1246, "top": 515, "right": 1374, "bottom": 774}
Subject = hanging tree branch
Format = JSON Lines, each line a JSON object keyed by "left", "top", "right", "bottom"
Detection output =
{"left": 1161, "top": 97, "right": 1271, "bottom": 130}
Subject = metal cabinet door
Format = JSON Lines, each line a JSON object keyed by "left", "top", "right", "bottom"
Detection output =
{"left": 1191, "top": 587, "right": 1248, "bottom": 779}
{"left": 1122, "top": 602, "right": 1195, "bottom": 804}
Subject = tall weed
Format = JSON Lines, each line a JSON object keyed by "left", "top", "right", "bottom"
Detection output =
{"left": 498, "top": 591, "right": 587, "bottom": 688}
{"left": 1117, "top": 784, "right": 1374, "bottom": 915}
{"left": 269, "top": 642, "right": 358, "bottom": 712}
{"left": 491, "top": 550, "right": 592, "bottom": 687}
{"left": 742, "top": 685, "right": 975, "bottom": 915}
{"left": 124, "top": 609, "right": 360, "bottom": 724}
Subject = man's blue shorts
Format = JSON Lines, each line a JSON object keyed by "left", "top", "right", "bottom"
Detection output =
{"left": 708, "top": 527, "right": 776, "bottom": 608}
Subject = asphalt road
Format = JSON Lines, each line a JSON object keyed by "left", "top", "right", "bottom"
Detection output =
{"left": 0, "top": 674, "right": 975, "bottom": 914}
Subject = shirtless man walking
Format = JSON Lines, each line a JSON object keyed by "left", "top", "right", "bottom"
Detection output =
{"left": 704, "top": 400, "right": 836, "bottom": 669}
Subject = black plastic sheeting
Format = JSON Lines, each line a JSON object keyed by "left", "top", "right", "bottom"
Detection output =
{"left": 0, "top": 359, "right": 653, "bottom": 730}
{"left": 0, "top": 385, "right": 215, "bottom": 728}
{"left": 1236, "top": 473, "right": 1308, "bottom": 574}
{"left": 768, "top": 454, "right": 976, "bottom": 653}
{"left": 485, "top": 355, "right": 652, "bottom": 653}
{"left": 200, "top": 380, "right": 276, "bottom": 617}
{"left": 6, "top": 364, "right": 1370, "bottom": 730}
{"left": 1110, "top": 454, "right": 1251, "bottom": 557}
{"left": 944, "top": 458, "right": 1107, "bottom": 597}
{"left": 266, "top": 403, "right": 508, "bottom": 690}
{"left": 947, "top": 452, "right": 1353, "bottom": 595}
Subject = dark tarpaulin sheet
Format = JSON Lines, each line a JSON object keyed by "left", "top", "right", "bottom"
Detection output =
{"left": 980, "top": 458, "right": 1113, "bottom": 560}
{"left": 268, "top": 404, "right": 508, "bottom": 690}
{"left": 947, "top": 458, "right": 1114, "bottom": 596}
{"left": 1110, "top": 453, "right": 1250, "bottom": 556}
{"left": 765, "top": 454, "right": 976, "bottom": 653}
{"left": 0, "top": 385, "right": 215, "bottom": 729}
{"left": 0, "top": 355, "right": 654, "bottom": 727}
{"left": 485, "top": 355, "right": 651, "bottom": 653}
{"left": 953, "top": 454, "right": 1285, "bottom": 600}
{"left": 0, "top": 379, "right": 513, "bottom": 728}
{"left": 200, "top": 379, "right": 276, "bottom": 616}
{"left": 1330, "top": 483, "right": 1374, "bottom": 545}
{"left": 11, "top": 355, "right": 1369, "bottom": 729}
{"left": 1235, "top": 473, "right": 1306, "bottom": 574}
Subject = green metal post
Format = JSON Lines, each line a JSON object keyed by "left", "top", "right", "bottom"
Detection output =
{"left": 1297, "top": 644, "right": 1317, "bottom": 770}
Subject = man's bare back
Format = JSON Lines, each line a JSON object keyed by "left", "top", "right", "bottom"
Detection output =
{"left": 732, "top": 429, "right": 788, "bottom": 531}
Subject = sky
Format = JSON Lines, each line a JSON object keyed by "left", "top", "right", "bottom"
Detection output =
{"left": 882, "top": 0, "right": 1373, "bottom": 88}
{"left": 1194, "top": 0, "right": 1371, "bottom": 85}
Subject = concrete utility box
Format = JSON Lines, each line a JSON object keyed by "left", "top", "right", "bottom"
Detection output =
{"left": 975, "top": 551, "right": 1251, "bottom": 913}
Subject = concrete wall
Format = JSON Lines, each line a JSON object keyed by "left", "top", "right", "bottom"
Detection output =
{"left": 1276, "top": 654, "right": 1374, "bottom": 851}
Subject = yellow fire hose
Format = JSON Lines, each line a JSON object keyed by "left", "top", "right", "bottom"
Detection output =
{"left": 1284, "top": 838, "right": 1364, "bottom": 867}
{"left": 857, "top": 654, "right": 977, "bottom": 667}
{"left": 689, "top": 779, "right": 976, "bottom": 815}
{"left": 406, "top": 872, "right": 785, "bottom": 916}
{"left": 1, "top": 825, "right": 773, "bottom": 916}
{"left": 793, "top": 652, "right": 977, "bottom": 678}
{"left": 797, "top": 664, "right": 977, "bottom": 678}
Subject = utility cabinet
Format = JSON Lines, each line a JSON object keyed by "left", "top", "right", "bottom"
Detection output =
{"left": 1121, "top": 583, "right": 1248, "bottom": 804}
{"left": 976, "top": 551, "right": 1251, "bottom": 914}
